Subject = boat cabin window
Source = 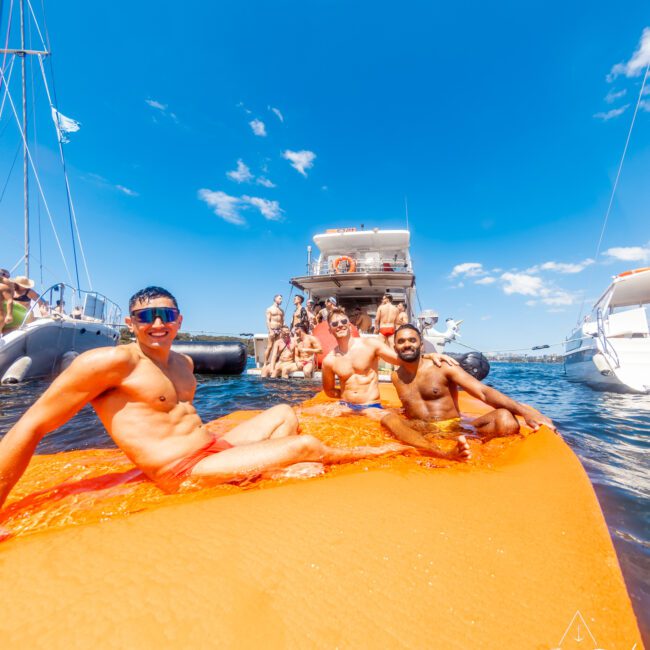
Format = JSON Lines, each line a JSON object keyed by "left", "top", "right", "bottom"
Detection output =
{"left": 319, "top": 249, "right": 409, "bottom": 274}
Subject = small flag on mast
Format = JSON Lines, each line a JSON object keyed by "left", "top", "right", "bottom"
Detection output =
{"left": 51, "top": 107, "right": 80, "bottom": 143}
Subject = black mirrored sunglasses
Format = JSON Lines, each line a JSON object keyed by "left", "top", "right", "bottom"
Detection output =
{"left": 130, "top": 307, "right": 179, "bottom": 324}
{"left": 330, "top": 318, "right": 349, "bottom": 327}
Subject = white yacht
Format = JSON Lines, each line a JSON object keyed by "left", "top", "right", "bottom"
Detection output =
{"left": 564, "top": 267, "right": 650, "bottom": 394}
{"left": 251, "top": 227, "right": 466, "bottom": 374}
{"left": 0, "top": 2, "right": 121, "bottom": 383}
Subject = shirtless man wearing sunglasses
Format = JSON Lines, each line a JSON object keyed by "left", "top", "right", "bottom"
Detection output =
{"left": 0, "top": 287, "right": 407, "bottom": 514}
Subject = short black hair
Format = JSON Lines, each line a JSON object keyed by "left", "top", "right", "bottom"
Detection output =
{"left": 274, "top": 294, "right": 282, "bottom": 300}
{"left": 129, "top": 286, "right": 179, "bottom": 313}
{"left": 394, "top": 323, "right": 421, "bottom": 341}
{"left": 295, "top": 295, "right": 304, "bottom": 304}
{"left": 383, "top": 293, "right": 393, "bottom": 302}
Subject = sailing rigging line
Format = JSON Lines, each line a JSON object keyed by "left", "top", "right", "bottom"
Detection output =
{"left": 31, "top": 0, "right": 91, "bottom": 290}
{"left": 0, "top": 61, "right": 73, "bottom": 284}
{"left": 0, "top": 125, "right": 20, "bottom": 202}
{"left": 28, "top": 13, "right": 43, "bottom": 286}
{"left": 0, "top": 0, "right": 14, "bottom": 94}
{"left": 576, "top": 61, "right": 650, "bottom": 324}
{"left": 0, "top": 48, "right": 15, "bottom": 120}
{"left": 35, "top": 52, "right": 89, "bottom": 291}
{"left": 594, "top": 62, "right": 650, "bottom": 262}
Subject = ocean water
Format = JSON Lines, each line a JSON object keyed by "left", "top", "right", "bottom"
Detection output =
{"left": 0, "top": 362, "right": 648, "bottom": 639}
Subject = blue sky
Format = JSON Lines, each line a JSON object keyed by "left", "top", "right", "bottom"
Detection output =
{"left": 0, "top": 1, "right": 649, "bottom": 354}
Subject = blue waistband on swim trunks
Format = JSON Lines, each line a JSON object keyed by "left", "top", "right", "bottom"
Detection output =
{"left": 340, "top": 401, "right": 384, "bottom": 411}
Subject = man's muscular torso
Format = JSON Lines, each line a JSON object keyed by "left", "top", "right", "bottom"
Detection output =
{"left": 266, "top": 305, "right": 284, "bottom": 332}
{"left": 90, "top": 344, "right": 213, "bottom": 481}
{"left": 376, "top": 303, "right": 398, "bottom": 329}
{"left": 324, "top": 338, "right": 381, "bottom": 404}
{"left": 392, "top": 359, "right": 460, "bottom": 421}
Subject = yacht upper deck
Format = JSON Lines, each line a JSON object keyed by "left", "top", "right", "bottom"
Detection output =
{"left": 291, "top": 228, "right": 415, "bottom": 298}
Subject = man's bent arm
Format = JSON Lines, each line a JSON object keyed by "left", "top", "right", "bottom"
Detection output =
{"left": 445, "top": 366, "right": 555, "bottom": 431}
{"left": 0, "top": 347, "right": 134, "bottom": 509}
{"left": 322, "top": 360, "right": 340, "bottom": 399}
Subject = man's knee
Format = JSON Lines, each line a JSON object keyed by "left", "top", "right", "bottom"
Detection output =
{"left": 291, "top": 434, "right": 322, "bottom": 458}
{"left": 272, "top": 403, "right": 298, "bottom": 426}
{"left": 496, "top": 409, "right": 520, "bottom": 434}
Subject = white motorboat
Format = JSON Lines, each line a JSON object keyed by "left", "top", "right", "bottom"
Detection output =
{"left": 250, "top": 226, "right": 470, "bottom": 376}
{"left": 564, "top": 267, "right": 650, "bottom": 394}
{"left": 0, "top": 1, "right": 120, "bottom": 383}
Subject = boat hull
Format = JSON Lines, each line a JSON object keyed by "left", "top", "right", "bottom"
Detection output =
{"left": 0, "top": 318, "right": 119, "bottom": 381}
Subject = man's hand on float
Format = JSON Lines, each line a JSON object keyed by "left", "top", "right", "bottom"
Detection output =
{"left": 521, "top": 407, "right": 556, "bottom": 433}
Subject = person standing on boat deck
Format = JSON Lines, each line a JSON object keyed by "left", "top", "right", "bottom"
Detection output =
{"left": 354, "top": 307, "right": 372, "bottom": 334}
{"left": 261, "top": 325, "right": 295, "bottom": 378}
{"left": 0, "top": 269, "right": 14, "bottom": 334}
{"left": 306, "top": 299, "right": 318, "bottom": 331}
{"left": 375, "top": 294, "right": 399, "bottom": 347}
{"left": 9, "top": 276, "right": 47, "bottom": 323}
{"left": 396, "top": 303, "right": 409, "bottom": 327}
{"left": 320, "top": 308, "right": 456, "bottom": 418}
{"left": 380, "top": 324, "right": 556, "bottom": 456}
{"left": 0, "top": 286, "right": 408, "bottom": 513}
{"left": 280, "top": 324, "right": 323, "bottom": 379}
{"left": 319, "top": 297, "right": 337, "bottom": 324}
{"left": 263, "top": 294, "right": 285, "bottom": 365}
{"left": 291, "top": 295, "right": 310, "bottom": 332}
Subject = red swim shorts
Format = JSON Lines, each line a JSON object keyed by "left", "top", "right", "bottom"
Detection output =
{"left": 158, "top": 433, "right": 234, "bottom": 492}
{"left": 379, "top": 326, "right": 395, "bottom": 337}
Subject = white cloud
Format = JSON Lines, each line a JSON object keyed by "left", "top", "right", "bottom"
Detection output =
{"left": 605, "top": 88, "right": 627, "bottom": 103}
{"left": 269, "top": 106, "right": 284, "bottom": 122}
{"left": 145, "top": 99, "right": 167, "bottom": 111}
{"left": 256, "top": 177, "right": 276, "bottom": 188}
{"left": 594, "top": 105, "right": 629, "bottom": 120}
{"left": 449, "top": 262, "right": 486, "bottom": 278}
{"left": 197, "top": 189, "right": 245, "bottom": 225}
{"left": 604, "top": 245, "right": 650, "bottom": 262}
{"left": 527, "top": 259, "right": 594, "bottom": 274}
{"left": 608, "top": 27, "right": 650, "bottom": 80}
{"left": 283, "top": 149, "right": 316, "bottom": 176}
{"left": 540, "top": 289, "right": 574, "bottom": 306}
{"left": 249, "top": 119, "right": 267, "bottom": 137}
{"left": 480, "top": 315, "right": 492, "bottom": 321}
{"left": 475, "top": 276, "right": 496, "bottom": 285}
{"left": 242, "top": 196, "right": 283, "bottom": 221}
{"left": 641, "top": 100, "right": 650, "bottom": 112}
{"left": 145, "top": 98, "right": 179, "bottom": 123}
{"left": 226, "top": 159, "right": 254, "bottom": 184}
{"left": 115, "top": 185, "right": 138, "bottom": 197}
{"left": 500, "top": 272, "right": 544, "bottom": 296}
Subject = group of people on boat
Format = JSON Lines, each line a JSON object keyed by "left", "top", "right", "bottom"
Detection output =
{"left": 0, "top": 286, "right": 555, "bottom": 522}
{"left": 261, "top": 292, "right": 412, "bottom": 378}
{"left": 0, "top": 269, "right": 82, "bottom": 336}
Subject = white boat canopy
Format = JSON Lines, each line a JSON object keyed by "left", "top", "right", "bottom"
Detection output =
{"left": 595, "top": 268, "right": 650, "bottom": 311}
{"left": 314, "top": 229, "right": 410, "bottom": 254}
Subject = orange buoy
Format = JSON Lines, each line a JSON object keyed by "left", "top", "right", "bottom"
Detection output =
{"left": 333, "top": 256, "right": 356, "bottom": 273}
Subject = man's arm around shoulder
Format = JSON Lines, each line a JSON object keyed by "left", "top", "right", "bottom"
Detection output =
{"left": 0, "top": 346, "right": 135, "bottom": 509}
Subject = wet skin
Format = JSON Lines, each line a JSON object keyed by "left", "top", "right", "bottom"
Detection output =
{"left": 0, "top": 297, "right": 409, "bottom": 513}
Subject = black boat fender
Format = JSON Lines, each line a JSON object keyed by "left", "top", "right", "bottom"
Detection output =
{"left": 171, "top": 341, "right": 247, "bottom": 375}
{"left": 448, "top": 351, "right": 491, "bottom": 381}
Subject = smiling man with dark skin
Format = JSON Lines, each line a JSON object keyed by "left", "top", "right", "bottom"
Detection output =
{"left": 380, "top": 324, "right": 556, "bottom": 458}
{"left": 0, "top": 287, "right": 407, "bottom": 513}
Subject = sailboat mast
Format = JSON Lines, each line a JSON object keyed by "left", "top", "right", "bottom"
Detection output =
{"left": 19, "top": 0, "right": 30, "bottom": 277}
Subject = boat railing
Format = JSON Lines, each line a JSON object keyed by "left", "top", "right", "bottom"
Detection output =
{"left": 16, "top": 283, "right": 122, "bottom": 330}
{"left": 308, "top": 258, "right": 412, "bottom": 276}
{"left": 596, "top": 307, "right": 621, "bottom": 368}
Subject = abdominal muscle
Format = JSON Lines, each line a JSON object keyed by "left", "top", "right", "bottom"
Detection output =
{"left": 93, "top": 398, "right": 211, "bottom": 480}
{"left": 340, "top": 369, "right": 381, "bottom": 404}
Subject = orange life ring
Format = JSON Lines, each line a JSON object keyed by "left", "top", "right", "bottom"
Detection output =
{"left": 333, "top": 256, "right": 356, "bottom": 273}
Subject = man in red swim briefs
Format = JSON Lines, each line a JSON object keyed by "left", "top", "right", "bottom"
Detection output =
{"left": 0, "top": 287, "right": 407, "bottom": 510}
{"left": 375, "top": 293, "right": 399, "bottom": 347}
